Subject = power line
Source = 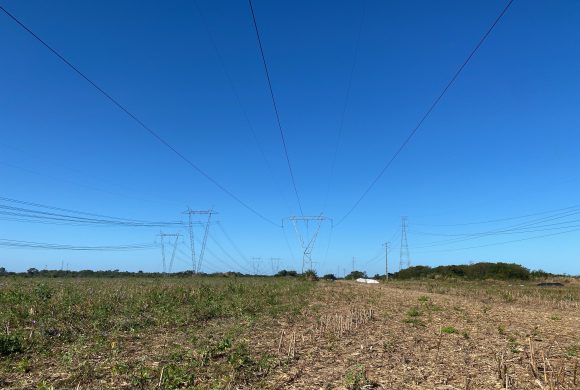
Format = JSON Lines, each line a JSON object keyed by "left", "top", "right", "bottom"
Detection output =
{"left": 0, "top": 196, "right": 183, "bottom": 227}
{"left": 247, "top": 0, "right": 304, "bottom": 216}
{"left": 193, "top": 1, "right": 294, "bottom": 218}
{"left": 0, "top": 5, "right": 278, "bottom": 227}
{"left": 0, "top": 238, "right": 155, "bottom": 251}
{"left": 414, "top": 227, "right": 580, "bottom": 254}
{"left": 412, "top": 204, "right": 580, "bottom": 227}
{"left": 335, "top": 0, "right": 515, "bottom": 227}
{"left": 323, "top": 0, "right": 367, "bottom": 212}
{"left": 412, "top": 208, "right": 580, "bottom": 249}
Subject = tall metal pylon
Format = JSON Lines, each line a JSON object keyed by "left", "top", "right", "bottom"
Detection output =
{"left": 384, "top": 241, "right": 389, "bottom": 280}
{"left": 158, "top": 232, "right": 180, "bottom": 273}
{"left": 182, "top": 208, "right": 217, "bottom": 273}
{"left": 285, "top": 215, "right": 332, "bottom": 273}
{"left": 270, "top": 257, "right": 281, "bottom": 275}
{"left": 251, "top": 257, "right": 262, "bottom": 274}
{"left": 399, "top": 216, "right": 410, "bottom": 271}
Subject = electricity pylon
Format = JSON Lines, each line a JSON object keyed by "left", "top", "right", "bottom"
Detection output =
{"left": 158, "top": 232, "right": 180, "bottom": 273}
{"left": 399, "top": 216, "right": 410, "bottom": 271}
{"left": 285, "top": 215, "right": 332, "bottom": 273}
{"left": 270, "top": 257, "right": 281, "bottom": 274}
{"left": 384, "top": 241, "right": 389, "bottom": 280}
{"left": 182, "top": 208, "right": 216, "bottom": 273}
{"left": 251, "top": 257, "right": 262, "bottom": 274}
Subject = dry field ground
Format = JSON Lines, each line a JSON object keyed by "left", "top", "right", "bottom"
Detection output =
{"left": 0, "top": 276, "right": 578, "bottom": 389}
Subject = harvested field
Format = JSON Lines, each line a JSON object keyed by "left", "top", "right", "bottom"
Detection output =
{"left": 0, "top": 277, "right": 578, "bottom": 389}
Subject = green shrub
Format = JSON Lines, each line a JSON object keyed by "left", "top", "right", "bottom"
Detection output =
{"left": 0, "top": 334, "right": 23, "bottom": 356}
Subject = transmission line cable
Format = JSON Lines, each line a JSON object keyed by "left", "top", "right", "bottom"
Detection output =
{"left": 413, "top": 203, "right": 580, "bottom": 227}
{"left": 193, "top": 1, "right": 294, "bottom": 218}
{"left": 414, "top": 227, "right": 580, "bottom": 254}
{"left": 323, "top": 0, "right": 367, "bottom": 212}
{"left": 247, "top": 0, "right": 304, "bottom": 216}
{"left": 0, "top": 5, "right": 278, "bottom": 227}
{"left": 335, "top": 0, "right": 515, "bottom": 227}
{"left": 0, "top": 196, "right": 183, "bottom": 227}
{"left": 0, "top": 238, "right": 155, "bottom": 251}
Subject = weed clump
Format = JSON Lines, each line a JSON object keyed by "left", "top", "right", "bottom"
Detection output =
{"left": 0, "top": 334, "right": 23, "bottom": 356}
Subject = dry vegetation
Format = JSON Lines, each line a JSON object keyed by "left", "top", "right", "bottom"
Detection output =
{"left": 0, "top": 276, "right": 578, "bottom": 389}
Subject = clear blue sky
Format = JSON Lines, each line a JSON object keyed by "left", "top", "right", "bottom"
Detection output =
{"left": 1, "top": 0, "right": 579, "bottom": 275}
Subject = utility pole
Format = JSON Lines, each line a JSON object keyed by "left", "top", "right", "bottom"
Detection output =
{"left": 352, "top": 256, "right": 355, "bottom": 273}
{"left": 399, "top": 216, "right": 410, "bottom": 271}
{"left": 182, "top": 208, "right": 217, "bottom": 274}
{"left": 384, "top": 242, "right": 389, "bottom": 281}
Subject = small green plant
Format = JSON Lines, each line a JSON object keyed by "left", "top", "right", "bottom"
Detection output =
{"left": 497, "top": 325, "right": 506, "bottom": 335}
{"left": 344, "top": 364, "right": 369, "bottom": 389}
{"left": 441, "top": 326, "right": 457, "bottom": 334}
{"left": 418, "top": 295, "right": 429, "bottom": 303}
{"left": 406, "top": 307, "right": 421, "bottom": 317}
{"left": 404, "top": 318, "right": 425, "bottom": 326}
{"left": 550, "top": 315, "right": 561, "bottom": 321}
{"left": 565, "top": 345, "right": 577, "bottom": 358}
{"left": 0, "top": 334, "right": 23, "bottom": 356}
{"left": 16, "top": 358, "right": 32, "bottom": 373}
{"left": 160, "top": 364, "right": 196, "bottom": 389}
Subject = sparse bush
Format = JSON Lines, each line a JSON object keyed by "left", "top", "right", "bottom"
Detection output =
{"left": 303, "top": 269, "right": 319, "bottom": 281}
{"left": 0, "top": 334, "right": 23, "bottom": 356}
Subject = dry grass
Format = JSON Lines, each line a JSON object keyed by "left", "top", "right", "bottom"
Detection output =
{"left": 0, "top": 277, "right": 578, "bottom": 389}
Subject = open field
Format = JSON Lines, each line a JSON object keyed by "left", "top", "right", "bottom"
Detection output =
{"left": 1, "top": 277, "right": 578, "bottom": 389}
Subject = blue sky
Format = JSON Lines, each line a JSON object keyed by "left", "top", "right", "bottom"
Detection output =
{"left": 1, "top": 0, "right": 579, "bottom": 275}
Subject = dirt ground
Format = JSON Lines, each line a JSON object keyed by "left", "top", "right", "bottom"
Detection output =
{"left": 258, "top": 281, "right": 579, "bottom": 389}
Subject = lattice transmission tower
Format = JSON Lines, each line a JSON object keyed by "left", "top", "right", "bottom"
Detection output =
{"left": 182, "top": 208, "right": 217, "bottom": 274}
{"left": 158, "top": 232, "right": 180, "bottom": 273}
{"left": 285, "top": 215, "right": 331, "bottom": 273}
{"left": 399, "top": 216, "right": 410, "bottom": 271}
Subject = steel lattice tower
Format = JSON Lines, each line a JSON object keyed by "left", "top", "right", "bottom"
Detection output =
{"left": 399, "top": 216, "right": 410, "bottom": 271}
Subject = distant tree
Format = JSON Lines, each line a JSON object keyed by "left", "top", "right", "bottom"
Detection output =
{"left": 0, "top": 267, "right": 6, "bottom": 275}
{"left": 344, "top": 270, "right": 366, "bottom": 280}
{"left": 394, "top": 262, "right": 531, "bottom": 280}
{"left": 322, "top": 273, "right": 337, "bottom": 281}
{"left": 27, "top": 268, "right": 39, "bottom": 276}
{"left": 275, "top": 269, "right": 298, "bottom": 277}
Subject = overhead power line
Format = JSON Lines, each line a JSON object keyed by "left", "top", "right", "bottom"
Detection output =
{"left": 0, "top": 238, "right": 155, "bottom": 251}
{"left": 0, "top": 196, "right": 183, "bottom": 227}
{"left": 414, "top": 227, "right": 580, "bottom": 254}
{"left": 324, "top": 0, "right": 367, "bottom": 212}
{"left": 0, "top": 5, "right": 278, "bottom": 227}
{"left": 335, "top": 0, "right": 516, "bottom": 227}
{"left": 412, "top": 203, "right": 580, "bottom": 227}
{"left": 247, "top": 0, "right": 304, "bottom": 216}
